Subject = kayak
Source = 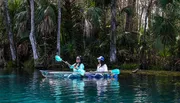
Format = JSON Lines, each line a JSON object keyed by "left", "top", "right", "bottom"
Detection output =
{"left": 40, "top": 70, "right": 120, "bottom": 79}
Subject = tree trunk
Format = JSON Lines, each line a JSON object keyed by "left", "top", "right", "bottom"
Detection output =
{"left": 110, "top": 0, "right": 117, "bottom": 63}
{"left": 27, "top": 0, "right": 31, "bottom": 31}
{"left": 125, "top": 0, "right": 136, "bottom": 32}
{"left": 143, "top": 0, "right": 153, "bottom": 39}
{"left": 29, "top": 0, "right": 38, "bottom": 61}
{"left": 148, "top": 6, "right": 152, "bottom": 29}
{"left": 4, "top": 0, "right": 16, "bottom": 61}
{"left": 139, "top": 6, "right": 144, "bottom": 31}
{"left": 103, "top": 0, "right": 107, "bottom": 36}
{"left": 178, "top": 40, "right": 180, "bottom": 58}
{"left": 140, "top": 0, "right": 153, "bottom": 69}
{"left": 57, "top": 0, "right": 61, "bottom": 56}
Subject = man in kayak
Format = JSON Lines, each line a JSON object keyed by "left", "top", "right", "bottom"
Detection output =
{"left": 97, "top": 56, "right": 108, "bottom": 72}
{"left": 66, "top": 56, "right": 85, "bottom": 77}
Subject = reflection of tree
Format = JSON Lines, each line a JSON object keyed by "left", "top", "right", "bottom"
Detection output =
{"left": 130, "top": 74, "right": 180, "bottom": 102}
{"left": 41, "top": 78, "right": 85, "bottom": 103}
{"left": 132, "top": 74, "right": 149, "bottom": 102}
{"left": 40, "top": 78, "right": 68, "bottom": 102}
{"left": 154, "top": 76, "right": 178, "bottom": 102}
{"left": 96, "top": 78, "right": 120, "bottom": 102}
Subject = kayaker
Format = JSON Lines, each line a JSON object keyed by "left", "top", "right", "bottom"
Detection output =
{"left": 97, "top": 56, "right": 108, "bottom": 72}
{"left": 67, "top": 56, "right": 85, "bottom": 76}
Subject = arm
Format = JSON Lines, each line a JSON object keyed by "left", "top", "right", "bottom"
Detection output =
{"left": 103, "top": 64, "right": 108, "bottom": 72}
{"left": 96, "top": 64, "right": 100, "bottom": 72}
{"left": 69, "top": 63, "right": 75, "bottom": 69}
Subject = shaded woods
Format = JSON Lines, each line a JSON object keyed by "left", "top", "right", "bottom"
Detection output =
{"left": 0, "top": 0, "right": 180, "bottom": 71}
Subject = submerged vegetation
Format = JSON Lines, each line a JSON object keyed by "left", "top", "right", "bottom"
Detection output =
{"left": 0, "top": 0, "right": 179, "bottom": 71}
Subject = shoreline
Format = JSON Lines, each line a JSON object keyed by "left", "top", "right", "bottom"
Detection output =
{"left": 121, "top": 70, "right": 180, "bottom": 76}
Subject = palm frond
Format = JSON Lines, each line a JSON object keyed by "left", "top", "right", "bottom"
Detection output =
{"left": 121, "top": 6, "right": 133, "bottom": 15}
{"left": 86, "top": 7, "right": 102, "bottom": 27}
{"left": 158, "top": 0, "right": 173, "bottom": 9}
{"left": 153, "top": 15, "right": 176, "bottom": 45}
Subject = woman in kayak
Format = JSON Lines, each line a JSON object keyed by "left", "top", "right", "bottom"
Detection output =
{"left": 66, "top": 56, "right": 85, "bottom": 76}
{"left": 97, "top": 56, "right": 108, "bottom": 72}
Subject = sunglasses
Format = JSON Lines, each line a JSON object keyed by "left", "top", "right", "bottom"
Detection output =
{"left": 76, "top": 58, "right": 80, "bottom": 60}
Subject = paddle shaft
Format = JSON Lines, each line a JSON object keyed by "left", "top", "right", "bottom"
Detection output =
{"left": 61, "top": 60, "right": 71, "bottom": 67}
{"left": 62, "top": 60, "right": 79, "bottom": 70}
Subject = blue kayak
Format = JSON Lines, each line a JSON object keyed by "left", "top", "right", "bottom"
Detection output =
{"left": 40, "top": 70, "right": 120, "bottom": 79}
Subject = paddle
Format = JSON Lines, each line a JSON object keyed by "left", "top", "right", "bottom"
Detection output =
{"left": 55, "top": 55, "right": 71, "bottom": 67}
{"left": 92, "top": 69, "right": 120, "bottom": 75}
{"left": 55, "top": 55, "right": 85, "bottom": 75}
{"left": 110, "top": 69, "right": 120, "bottom": 74}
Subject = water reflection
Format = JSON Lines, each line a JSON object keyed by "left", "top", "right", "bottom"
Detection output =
{"left": 40, "top": 78, "right": 120, "bottom": 103}
{"left": 96, "top": 79, "right": 108, "bottom": 96}
{"left": 1, "top": 70, "right": 180, "bottom": 103}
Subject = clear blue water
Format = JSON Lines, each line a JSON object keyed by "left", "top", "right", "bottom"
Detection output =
{"left": 0, "top": 70, "right": 180, "bottom": 103}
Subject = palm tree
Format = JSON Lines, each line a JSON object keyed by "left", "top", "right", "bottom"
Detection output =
{"left": 12, "top": 0, "right": 57, "bottom": 66}
{"left": 140, "top": 0, "right": 153, "bottom": 67}
{"left": 110, "top": 0, "right": 117, "bottom": 63}
{"left": 3, "top": 0, "right": 16, "bottom": 61}
{"left": 57, "top": 0, "right": 61, "bottom": 56}
{"left": 153, "top": 0, "right": 179, "bottom": 56}
{"left": 29, "top": 0, "right": 38, "bottom": 63}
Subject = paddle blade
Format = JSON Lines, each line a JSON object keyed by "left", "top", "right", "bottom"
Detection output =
{"left": 111, "top": 69, "right": 120, "bottom": 74}
{"left": 55, "top": 55, "right": 63, "bottom": 62}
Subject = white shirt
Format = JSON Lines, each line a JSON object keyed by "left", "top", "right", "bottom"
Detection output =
{"left": 96, "top": 64, "right": 108, "bottom": 72}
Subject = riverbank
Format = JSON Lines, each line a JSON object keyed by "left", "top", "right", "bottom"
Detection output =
{"left": 121, "top": 69, "right": 180, "bottom": 77}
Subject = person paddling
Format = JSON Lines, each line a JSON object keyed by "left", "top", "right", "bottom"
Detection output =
{"left": 65, "top": 56, "right": 85, "bottom": 76}
{"left": 96, "top": 56, "right": 108, "bottom": 72}
{"left": 88, "top": 56, "right": 108, "bottom": 78}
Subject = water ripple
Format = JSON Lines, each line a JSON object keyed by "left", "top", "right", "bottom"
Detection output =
{"left": 1, "top": 72, "right": 180, "bottom": 103}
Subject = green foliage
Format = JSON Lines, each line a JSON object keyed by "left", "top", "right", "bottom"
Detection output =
{"left": 92, "top": 0, "right": 111, "bottom": 7}
{"left": 150, "top": 65, "right": 163, "bottom": 70}
{"left": 121, "top": 6, "right": 133, "bottom": 15}
{"left": 23, "top": 59, "right": 34, "bottom": 73}
{"left": 174, "top": 82, "right": 180, "bottom": 86}
{"left": 153, "top": 15, "right": 176, "bottom": 45}
{"left": 120, "top": 63, "right": 139, "bottom": 70}
{"left": 8, "top": 0, "right": 22, "bottom": 17}
{"left": 158, "top": 0, "right": 173, "bottom": 9}
{"left": 6, "top": 61, "right": 16, "bottom": 68}
{"left": 86, "top": 7, "right": 102, "bottom": 27}
{"left": 117, "top": 32, "right": 138, "bottom": 49}
{"left": 0, "top": 0, "right": 180, "bottom": 72}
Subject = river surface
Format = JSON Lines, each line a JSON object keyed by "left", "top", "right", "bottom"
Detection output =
{"left": 0, "top": 69, "right": 180, "bottom": 103}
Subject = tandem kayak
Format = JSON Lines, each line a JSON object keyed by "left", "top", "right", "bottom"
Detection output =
{"left": 40, "top": 69, "right": 120, "bottom": 79}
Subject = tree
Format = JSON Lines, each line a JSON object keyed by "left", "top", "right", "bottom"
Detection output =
{"left": 139, "top": 0, "right": 153, "bottom": 69}
{"left": 3, "top": 0, "right": 16, "bottom": 61}
{"left": 57, "top": 0, "right": 61, "bottom": 56}
{"left": 153, "top": 0, "right": 178, "bottom": 56}
{"left": 124, "top": 0, "right": 136, "bottom": 32}
{"left": 110, "top": 0, "right": 117, "bottom": 63}
{"left": 29, "top": 0, "right": 38, "bottom": 63}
